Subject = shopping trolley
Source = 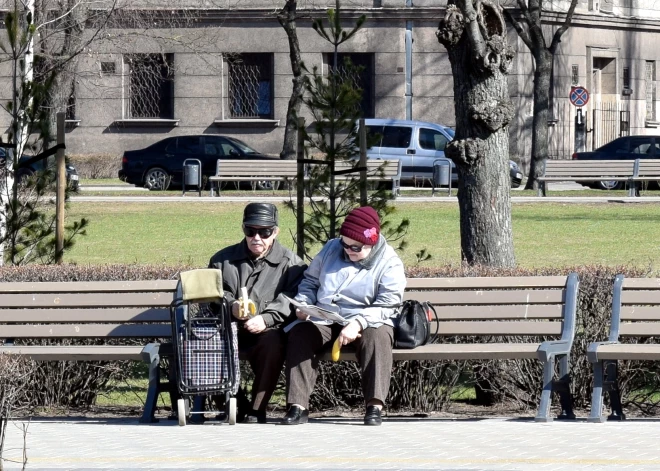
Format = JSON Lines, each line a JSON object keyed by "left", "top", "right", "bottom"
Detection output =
{"left": 170, "top": 268, "right": 239, "bottom": 426}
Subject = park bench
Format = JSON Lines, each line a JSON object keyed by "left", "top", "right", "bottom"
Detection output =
{"left": 0, "top": 274, "right": 579, "bottom": 423}
{"left": 633, "top": 159, "right": 660, "bottom": 189}
{"left": 537, "top": 159, "right": 637, "bottom": 196}
{"left": 208, "top": 159, "right": 401, "bottom": 197}
{"left": 587, "top": 275, "right": 660, "bottom": 422}
{"left": 0, "top": 280, "right": 178, "bottom": 423}
{"left": 322, "top": 274, "right": 580, "bottom": 422}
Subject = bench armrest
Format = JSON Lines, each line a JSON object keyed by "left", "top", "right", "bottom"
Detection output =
{"left": 536, "top": 340, "right": 571, "bottom": 362}
{"left": 141, "top": 342, "right": 161, "bottom": 365}
{"left": 586, "top": 340, "right": 620, "bottom": 363}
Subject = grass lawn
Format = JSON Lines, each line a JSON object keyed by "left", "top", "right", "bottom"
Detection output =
{"left": 63, "top": 201, "right": 660, "bottom": 269}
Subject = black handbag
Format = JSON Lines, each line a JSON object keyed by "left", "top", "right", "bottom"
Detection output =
{"left": 393, "top": 300, "right": 438, "bottom": 349}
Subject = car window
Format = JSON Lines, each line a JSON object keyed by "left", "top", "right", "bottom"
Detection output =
{"left": 204, "top": 137, "right": 226, "bottom": 157}
{"left": 167, "top": 137, "right": 201, "bottom": 155}
{"left": 366, "top": 125, "right": 384, "bottom": 147}
{"left": 381, "top": 126, "right": 412, "bottom": 148}
{"left": 226, "top": 137, "right": 259, "bottom": 155}
{"left": 419, "top": 128, "right": 449, "bottom": 151}
{"left": 599, "top": 138, "right": 628, "bottom": 153}
{"left": 630, "top": 138, "right": 653, "bottom": 155}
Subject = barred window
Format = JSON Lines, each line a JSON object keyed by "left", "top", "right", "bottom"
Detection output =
{"left": 123, "top": 53, "right": 174, "bottom": 119}
{"left": 227, "top": 53, "right": 273, "bottom": 119}
{"left": 325, "top": 52, "right": 375, "bottom": 118}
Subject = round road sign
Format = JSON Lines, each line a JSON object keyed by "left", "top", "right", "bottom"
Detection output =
{"left": 570, "top": 86, "right": 589, "bottom": 107}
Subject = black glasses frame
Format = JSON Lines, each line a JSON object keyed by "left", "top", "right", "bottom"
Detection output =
{"left": 243, "top": 226, "right": 275, "bottom": 238}
{"left": 340, "top": 239, "right": 364, "bottom": 253}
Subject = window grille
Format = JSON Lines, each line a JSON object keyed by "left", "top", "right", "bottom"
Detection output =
{"left": 124, "top": 53, "right": 174, "bottom": 119}
{"left": 326, "top": 53, "right": 375, "bottom": 118}
{"left": 101, "top": 62, "right": 116, "bottom": 75}
{"left": 227, "top": 53, "right": 273, "bottom": 119}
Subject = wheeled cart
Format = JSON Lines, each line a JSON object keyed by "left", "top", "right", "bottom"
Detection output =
{"left": 170, "top": 269, "right": 240, "bottom": 426}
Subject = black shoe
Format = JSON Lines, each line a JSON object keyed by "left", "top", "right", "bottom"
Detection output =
{"left": 242, "top": 409, "right": 267, "bottom": 424}
{"left": 364, "top": 405, "right": 382, "bottom": 426}
{"left": 279, "top": 405, "right": 308, "bottom": 425}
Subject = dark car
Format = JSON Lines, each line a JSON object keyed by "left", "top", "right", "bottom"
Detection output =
{"left": 572, "top": 135, "right": 660, "bottom": 190}
{"left": 119, "top": 135, "right": 278, "bottom": 191}
{"left": 0, "top": 147, "right": 79, "bottom": 191}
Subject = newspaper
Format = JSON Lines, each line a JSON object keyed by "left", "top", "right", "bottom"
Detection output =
{"left": 283, "top": 295, "right": 347, "bottom": 324}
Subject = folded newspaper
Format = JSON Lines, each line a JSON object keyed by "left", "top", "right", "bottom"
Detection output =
{"left": 283, "top": 295, "right": 347, "bottom": 324}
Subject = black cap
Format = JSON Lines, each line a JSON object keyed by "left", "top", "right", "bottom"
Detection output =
{"left": 243, "top": 203, "right": 278, "bottom": 227}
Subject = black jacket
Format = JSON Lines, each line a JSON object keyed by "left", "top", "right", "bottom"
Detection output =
{"left": 209, "top": 239, "right": 306, "bottom": 328}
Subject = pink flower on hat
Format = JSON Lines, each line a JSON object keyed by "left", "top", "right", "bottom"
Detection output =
{"left": 364, "top": 227, "right": 378, "bottom": 243}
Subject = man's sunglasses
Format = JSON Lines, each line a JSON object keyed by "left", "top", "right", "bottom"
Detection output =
{"left": 340, "top": 239, "right": 365, "bottom": 253}
{"left": 243, "top": 226, "right": 275, "bottom": 238}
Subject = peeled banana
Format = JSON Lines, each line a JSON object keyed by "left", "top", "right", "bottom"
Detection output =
{"left": 238, "top": 287, "right": 257, "bottom": 319}
{"left": 331, "top": 338, "right": 341, "bottom": 362}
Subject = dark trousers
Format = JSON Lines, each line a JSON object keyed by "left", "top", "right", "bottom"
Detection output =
{"left": 239, "top": 327, "right": 285, "bottom": 411}
{"left": 285, "top": 322, "right": 394, "bottom": 409}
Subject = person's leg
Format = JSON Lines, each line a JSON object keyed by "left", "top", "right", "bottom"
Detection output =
{"left": 242, "top": 328, "right": 285, "bottom": 422}
{"left": 354, "top": 325, "right": 394, "bottom": 426}
{"left": 280, "top": 322, "right": 335, "bottom": 424}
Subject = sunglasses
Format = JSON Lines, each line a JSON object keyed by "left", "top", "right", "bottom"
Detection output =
{"left": 243, "top": 226, "right": 275, "bottom": 238}
{"left": 340, "top": 239, "right": 365, "bottom": 253}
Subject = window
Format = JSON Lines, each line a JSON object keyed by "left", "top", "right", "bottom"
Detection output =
{"left": 646, "top": 61, "right": 656, "bottom": 121}
{"left": 381, "top": 126, "right": 412, "bottom": 148}
{"left": 623, "top": 67, "right": 630, "bottom": 90}
{"left": 326, "top": 53, "right": 375, "bottom": 118}
{"left": 66, "top": 84, "right": 76, "bottom": 120}
{"left": 419, "top": 128, "right": 449, "bottom": 151}
{"left": 227, "top": 53, "right": 273, "bottom": 119}
{"left": 204, "top": 136, "right": 228, "bottom": 157}
{"left": 571, "top": 65, "right": 579, "bottom": 86}
{"left": 124, "top": 53, "right": 174, "bottom": 119}
{"left": 101, "top": 62, "right": 116, "bottom": 75}
{"left": 165, "top": 137, "right": 201, "bottom": 155}
{"left": 630, "top": 137, "right": 652, "bottom": 154}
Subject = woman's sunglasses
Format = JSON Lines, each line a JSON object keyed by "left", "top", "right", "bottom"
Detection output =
{"left": 340, "top": 239, "right": 365, "bottom": 253}
{"left": 243, "top": 226, "right": 275, "bottom": 238}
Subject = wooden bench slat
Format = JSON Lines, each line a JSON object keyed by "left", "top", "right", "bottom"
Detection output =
{"left": 323, "top": 343, "right": 540, "bottom": 361}
{"left": 405, "top": 276, "right": 568, "bottom": 289}
{"left": 590, "top": 343, "right": 660, "bottom": 361}
{"left": 0, "top": 280, "right": 178, "bottom": 294}
{"left": 1, "top": 324, "right": 171, "bottom": 338}
{"left": 432, "top": 321, "right": 562, "bottom": 336}
{"left": 622, "top": 279, "right": 660, "bottom": 289}
{"left": 619, "top": 323, "right": 660, "bottom": 336}
{"left": 621, "top": 291, "right": 660, "bottom": 304}
{"left": 0, "top": 292, "right": 174, "bottom": 308}
{"left": 620, "top": 306, "right": 660, "bottom": 321}
{"left": 433, "top": 305, "right": 564, "bottom": 320}
{"left": 0, "top": 345, "right": 144, "bottom": 361}
{"left": 0, "top": 308, "right": 171, "bottom": 323}
{"left": 417, "top": 290, "right": 565, "bottom": 305}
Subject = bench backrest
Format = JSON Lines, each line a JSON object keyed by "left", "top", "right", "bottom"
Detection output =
{"left": 215, "top": 159, "right": 298, "bottom": 178}
{"left": 608, "top": 275, "right": 660, "bottom": 340}
{"left": 636, "top": 159, "right": 660, "bottom": 178}
{"left": 0, "top": 281, "right": 177, "bottom": 341}
{"left": 543, "top": 160, "right": 636, "bottom": 178}
{"left": 333, "top": 160, "right": 401, "bottom": 178}
{"left": 406, "top": 275, "right": 579, "bottom": 339}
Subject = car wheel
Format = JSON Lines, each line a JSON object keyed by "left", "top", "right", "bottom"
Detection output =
{"left": 144, "top": 167, "right": 171, "bottom": 191}
{"left": 254, "top": 180, "right": 280, "bottom": 191}
{"left": 598, "top": 180, "right": 623, "bottom": 191}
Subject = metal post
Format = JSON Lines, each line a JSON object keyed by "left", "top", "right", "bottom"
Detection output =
{"left": 296, "top": 117, "right": 305, "bottom": 259}
{"left": 359, "top": 118, "right": 367, "bottom": 206}
{"left": 574, "top": 108, "right": 586, "bottom": 153}
{"left": 55, "top": 112, "right": 65, "bottom": 263}
{"left": 405, "top": 0, "right": 413, "bottom": 120}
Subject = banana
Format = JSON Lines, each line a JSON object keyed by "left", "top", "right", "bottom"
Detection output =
{"left": 238, "top": 287, "right": 257, "bottom": 319}
{"left": 331, "top": 338, "right": 341, "bottom": 362}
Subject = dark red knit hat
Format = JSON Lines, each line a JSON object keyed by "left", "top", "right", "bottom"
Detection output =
{"left": 340, "top": 206, "right": 381, "bottom": 245}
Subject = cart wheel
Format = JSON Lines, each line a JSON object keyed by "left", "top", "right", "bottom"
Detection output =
{"left": 228, "top": 398, "right": 237, "bottom": 425}
{"left": 177, "top": 398, "right": 187, "bottom": 427}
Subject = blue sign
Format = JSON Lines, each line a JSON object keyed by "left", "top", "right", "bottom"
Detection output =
{"left": 570, "top": 86, "right": 590, "bottom": 107}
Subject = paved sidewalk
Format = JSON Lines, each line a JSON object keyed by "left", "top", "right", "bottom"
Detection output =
{"left": 3, "top": 415, "right": 660, "bottom": 470}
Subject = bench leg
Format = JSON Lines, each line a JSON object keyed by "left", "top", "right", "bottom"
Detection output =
{"left": 588, "top": 359, "right": 607, "bottom": 423}
{"left": 140, "top": 348, "right": 161, "bottom": 424}
{"left": 605, "top": 360, "right": 626, "bottom": 421}
{"left": 535, "top": 357, "right": 555, "bottom": 422}
{"left": 555, "top": 355, "right": 575, "bottom": 420}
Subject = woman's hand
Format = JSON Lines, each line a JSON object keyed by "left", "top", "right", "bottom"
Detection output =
{"left": 295, "top": 308, "right": 310, "bottom": 321}
{"left": 338, "top": 320, "right": 362, "bottom": 346}
{"left": 245, "top": 315, "right": 266, "bottom": 334}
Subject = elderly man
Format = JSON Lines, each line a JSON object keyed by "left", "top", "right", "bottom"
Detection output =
{"left": 209, "top": 202, "right": 306, "bottom": 423}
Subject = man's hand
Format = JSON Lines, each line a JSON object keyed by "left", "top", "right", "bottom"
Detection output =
{"left": 245, "top": 315, "right": 266, "bottom": 334}
{"left": 295, "top": 308, "right": 310, "bottom": 321}
{"left": 231, "top": 300, "right": 242, "bottom": 319}
{"left": 338, "top": 320, "right": 362, "bottom": 346}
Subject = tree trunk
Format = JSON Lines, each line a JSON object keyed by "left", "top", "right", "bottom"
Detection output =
{"left": 278, "top": 0, "right": 304, "bottom": 161}
{"left": 437, "top": 0, "right": 515, "bottom": 267}
{"left": 525, "top": 49, "right": 552, "bottom": 190}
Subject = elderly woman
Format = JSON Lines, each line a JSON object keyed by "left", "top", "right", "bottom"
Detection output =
{"left": 280, "top": 206, "right": 406, "bottom": 426}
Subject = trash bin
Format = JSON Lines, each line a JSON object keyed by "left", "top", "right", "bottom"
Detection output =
{"left": 182, "top": 158, "right": 202, "bottom": 196}
{"left": 433, "top": 160, "right": 451, "bottom": 187}
{"left": 184, "top": 163, "right": 199, "bottom": 186}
